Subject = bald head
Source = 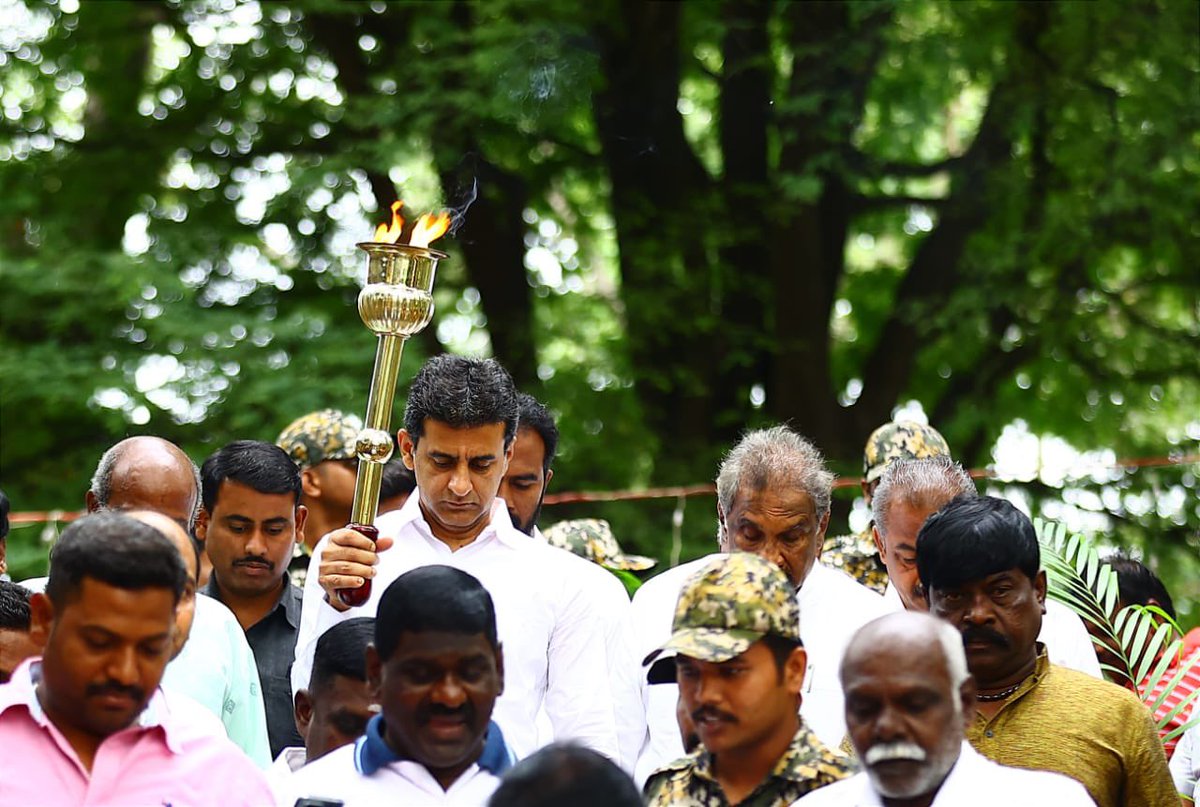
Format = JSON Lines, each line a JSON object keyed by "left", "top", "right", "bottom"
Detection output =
{"left": 87, "top": 437, "right": 200, "bottom": 530}
{"left": 841, "top": 612, "right": 974, "bottom": 801}
{"left": 125, "top": 509, "right": 198, "bottom": 657}
{"left": 125, "top": 510, "right": 199, "bottom": 584}
{"left": 843, "top": 611, "right": 968, "bottom": 691}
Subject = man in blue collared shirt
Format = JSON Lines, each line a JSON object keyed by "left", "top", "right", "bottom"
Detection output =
{"left": 277, "top": 565, "right": 512, "bottom": 806}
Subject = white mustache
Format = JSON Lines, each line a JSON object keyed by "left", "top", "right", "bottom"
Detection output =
{"left": 865, "top": 741, "right": 927, "bottom": 766}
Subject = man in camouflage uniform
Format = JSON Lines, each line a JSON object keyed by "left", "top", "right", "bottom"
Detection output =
{"left": 543, "top": 518, "right": 657, "bottom": 595}
{"left": 821, "top": 421, "right": 950, "bottom": 593}
{"left": 276, "top": 409, "right": 363, "bottom": 585}
{"left": 642, "top": 553, "right": 853, "bottom": 806}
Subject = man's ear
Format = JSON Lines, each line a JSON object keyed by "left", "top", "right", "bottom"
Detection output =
{"left": 871, "top": 525, "right": 886, "bottom": 559}
{"left": 366, "top": 643, "right": 383, "bottom": 695}
{"left": 294, "top": 504, "right": 308, "bottom": 547}
{"left": 544, "top": 468, "right": 554, "bottom": 489}
{"left": 29, "top": 592, "right": 54, "bottom": 649}
{"left": 194, "top": 508, "right": 211, "bottom": 543}
{"left": 1034, "top": 569, "right": 1048, "bottom": 612}
{"left": 398, "top": 430, "right": 416, "bottom": 472}
{"left": 84, "top": 490, "right": 100, "bottom": 514}
{"left": 716, "top": 503, "right": 728, "bottom": 549}
{"left": 294, "top": 689, "right": 314, "bottom": 739}
{"left": 785, "top": 646, "right": 808, "bottom": 695}
{"left": 494, "top": 642, "right": 505, "bottom": 698}
{"left": 300, "top": 467, "right": 321, "bottom": 499}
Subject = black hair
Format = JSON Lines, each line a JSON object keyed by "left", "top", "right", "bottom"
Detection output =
{"left": 375, "top": 565, "right": 498, "bottom": 661}
{"left": 916, "top": 496, "right": 1040, "bottom": 592}
{"left": 201, "top": 439, "right": 302, "bottom": 512}
{"left": 380, "top": 459, "right": 416, "bottom": 500}
{"left": 310, "top": 617, "right": 376, "bottom": 693}
{"left": 515, "top": 393, "right": 559, "bottom": 474}
{"left": 403, "top": 355, "right": 520, "bottom": 449}
{"left": 1105, "top": 552, "right": 1176, "bottom": 620}
{"left": 0, "top": 489, "right": 9, "bottom": 541}
{"left": 487, "top": 743, "right": 641, "bottom": 807}
{"left": 46, "top": 512, "right": 187, "bottom": 607}
{"left": 762, "top": 633, "right": 803, "bottom": 680}
{"left": 0, "top": 581, "right": 32, "bottom": 630}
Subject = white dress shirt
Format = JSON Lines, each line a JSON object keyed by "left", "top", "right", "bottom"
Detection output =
{"left": 274, "top": 742, "right": 500, "bottom": 807}
{"left": 292, "top": 494, "right": 619, "bottom": 760}
{"left": 1170, "top": 720, "right": 1199, "bottom": 800}
{"left": 530, "top": 524, "right": 631, "bottom": 747}
{"left": 613, "top": 554, "right": 887, "bottom": 785}
{"left": 791, "top": 741, "right": 1098, "bottom": 806}
{"left": 881, "top": 584, "right": 1104, "bottom": 678}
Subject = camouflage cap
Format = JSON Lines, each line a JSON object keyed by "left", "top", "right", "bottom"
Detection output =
{"left": 277, "top": 409, "right": 363, "bottom": 468}
{"left": 644, "top": 553, "right": 800, "bottom": 678}
{"left": 863, "top": 421, "right": 950, "bottom": 484}
{"left": 543, "top": 518, "right": 658, "bottom": 572}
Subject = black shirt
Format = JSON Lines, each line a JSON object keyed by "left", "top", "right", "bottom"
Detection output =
{"left": 203, "top": 575, "right": 305, "bottom": 758}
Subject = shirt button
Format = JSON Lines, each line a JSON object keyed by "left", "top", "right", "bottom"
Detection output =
{"left": 985, "top": 730, "right": 994, "bottom": 738}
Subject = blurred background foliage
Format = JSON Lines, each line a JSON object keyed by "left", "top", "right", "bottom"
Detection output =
{"left": 1, "top": 0, "right": 1197, "bottom": 621}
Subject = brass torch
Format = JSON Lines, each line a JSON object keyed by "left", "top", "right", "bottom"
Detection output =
{"left": 337, "top": 241, "right": 445, "bottom": 606}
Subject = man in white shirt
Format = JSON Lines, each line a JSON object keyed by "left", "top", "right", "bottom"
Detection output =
{"left": 293, "top": 355, "right": 618, "bottom": 759}
{"left": 871, "top": 457, "right": 1103, "bottom": 678}
{"left": 1171, "top": 720, "right": 1199, "bottom": 804}
{"left": 793, "top": 611, "right": 1096, "bottom": 807}
{"left": 613, "top": 425, "right": 887, "bottom": 784}
{"left": 278, "top": 566, "right": 512, "bottom": 806}
{"left": 497, "top": 393, "right": 631, "bottom": 747}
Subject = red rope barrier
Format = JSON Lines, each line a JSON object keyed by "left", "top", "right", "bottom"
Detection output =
{"left": 11, "top": 453, "right": 1194, "bottom": 525}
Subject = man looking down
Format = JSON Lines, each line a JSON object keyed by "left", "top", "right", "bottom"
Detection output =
{"left": 0, "top": 512, "right": 272, "bottom": 805}
{"left": 293, "top": 355, "right": 618, "bottom": 758}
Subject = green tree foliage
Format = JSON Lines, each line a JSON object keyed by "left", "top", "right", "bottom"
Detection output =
{"left": 1, "top": 0, "right": 1196, "bottom": 608}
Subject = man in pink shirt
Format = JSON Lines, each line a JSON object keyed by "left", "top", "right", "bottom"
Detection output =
{"left": 0, "top": 511, "right": 273, "bottom": 806}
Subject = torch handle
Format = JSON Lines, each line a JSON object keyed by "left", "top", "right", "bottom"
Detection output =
{"left": 336, "top": 523, "right": 378, "bottom": 608}
{"left": 336, "top": 331, "right": 406, "bottom": 607}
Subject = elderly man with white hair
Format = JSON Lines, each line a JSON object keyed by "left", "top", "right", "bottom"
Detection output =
{"left": 870, "top": 457, "right": 1103, "bottom": 678}
{"left": 613, "top": 425, "right": 887, "bottom": 784}
{"left": 793, "top": 611, "right": 1097, "bottom": 806}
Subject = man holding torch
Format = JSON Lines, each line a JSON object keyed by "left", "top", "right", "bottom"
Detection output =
{"left": 292, "top": 354, "right": 619, "bottom": 760}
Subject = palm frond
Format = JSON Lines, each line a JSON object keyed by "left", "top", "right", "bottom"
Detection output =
{"left": 1034, "top": 518, "right": 1200, "bottom": 743}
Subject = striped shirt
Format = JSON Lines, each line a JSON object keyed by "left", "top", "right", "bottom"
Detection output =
{"left": 1142, "top": 649, "right": 1200, "bottom": 757}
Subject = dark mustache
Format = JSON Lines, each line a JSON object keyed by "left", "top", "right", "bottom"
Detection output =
{"left": 234, "top": 556, "right": 275, "bottom": 571}
{"left": 417, "top": 702, "right": 475, "bottom": 726}
{"left": 85, "top": 681, "right": 144, "bottom": 702}
{"left": 961, "top": 625, "right": 1009, "bottom": 648}
{"left": 692, "top": 706, "right": 737, "bottom": 725}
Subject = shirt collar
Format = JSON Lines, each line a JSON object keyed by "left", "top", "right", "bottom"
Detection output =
{"left": 353, "top": 714, "right": 513, "bottom": 778}
{"left": 0, "top": 658, "right": 185, "bottom": 754}
{"left": 385, "top": 489, "right": 528, "bottom": 552}
{"left": 203, "top": 575, "right": 302, "bottom": 628}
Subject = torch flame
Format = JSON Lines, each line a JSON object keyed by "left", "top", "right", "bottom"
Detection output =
{"left": 372, "top": 200, "right": 451, "bottom": 248}
{"left": 410, "top": 212, "right": 452, "bottom": 249}
{"left": 373, "top": 201, "right": 405, "bottom": 243}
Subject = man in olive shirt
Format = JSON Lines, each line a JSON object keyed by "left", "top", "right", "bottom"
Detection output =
{"left": 642, "top": 553, "right": 852, "bottom": 806}
{"left": 917, "top": 496, "right": 1176, "bottom": 807}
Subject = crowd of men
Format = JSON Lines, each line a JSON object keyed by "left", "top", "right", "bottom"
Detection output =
{"left": 0, "top": 352, "right": 1195, "bottom": 806}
